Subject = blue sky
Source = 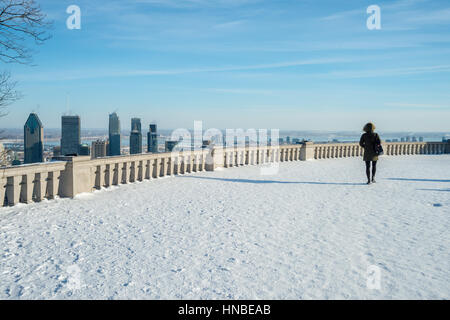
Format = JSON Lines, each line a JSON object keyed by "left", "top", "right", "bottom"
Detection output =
{"left": 2, "top": 0, "right": 450, "bottom": 131}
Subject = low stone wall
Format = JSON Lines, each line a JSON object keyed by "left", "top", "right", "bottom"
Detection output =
{"left": 0, "top": 161, "right": 66, "bottom": 206}
{"left": 1, "top": 140, "right": 448, "bottom": 206}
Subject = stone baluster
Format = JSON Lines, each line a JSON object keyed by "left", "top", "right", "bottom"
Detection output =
{"left": 137, "top": 160, "right": 144, "bottom": 181}
{"left": 20, "top": 173, "right": 35, "bottom": 203}
{"left": 122, "top": 162, "right": 129, "bottom": 184}
{"left": 198, "top": 153, "right": 204, "bottom": 171}
{"left": 104, "top": 164, "right": 112, "bottom": 187}
{"left": 6, "top": 176, "right": 21, "bottom": 206}
{"left": 181, "top": 155, "right": 187, "bottom": 174}
{"left": 168, "top": 156, "right": 174, "bottom": 175}
{"left": 95, "top": 165, "right": 105, "bottom": 189}
{"left": 154, "top": 156, "right": 164, "bottom": 179}
{"left": 0, "top": 176, "right": 6, "bottom": 206}
{"left": 34, "top": 172, "right": 48, "bottom": 202}
{"left": 48, "top": 170, "right": 60, "bottom": 198}
{"left": 144, "top": 160, "right": 151, "bottom": 179}
{"left": 111, "top": 163, "right": 118, "bottom": 185}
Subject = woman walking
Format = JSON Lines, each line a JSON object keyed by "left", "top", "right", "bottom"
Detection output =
{"left": 359, "top": 123, "right": 381, "bottom": 184}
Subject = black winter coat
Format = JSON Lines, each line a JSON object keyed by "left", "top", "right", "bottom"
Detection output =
{"left": 359, "top": 132, "right": 381, "bottom": 161}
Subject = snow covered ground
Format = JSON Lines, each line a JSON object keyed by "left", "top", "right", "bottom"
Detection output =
{"left": 0, "top": 155, "right": 449, "bottom": 300}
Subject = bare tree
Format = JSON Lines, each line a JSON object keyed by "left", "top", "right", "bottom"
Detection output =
{"left": 0, "top": 71, "right": 19, "bottom": 116}
{"left": 0, "top": 0, "right": 51, "bottom": 64}
{"left": 0, "top": 0, "right": 51, "bottom": 166}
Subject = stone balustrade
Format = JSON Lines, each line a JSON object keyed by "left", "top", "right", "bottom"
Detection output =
{"left": 0, "top": 161, "right": 66, "bottom": 206}
{"left": 312, "top": 141, "right": 448, "bottom": 159}
{"left": 1, "top": 140, "right": 448, "bottom": 206}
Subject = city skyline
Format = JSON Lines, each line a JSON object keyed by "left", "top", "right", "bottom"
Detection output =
{"left": 0, "top": 0, "right": 449, "bottom": 131}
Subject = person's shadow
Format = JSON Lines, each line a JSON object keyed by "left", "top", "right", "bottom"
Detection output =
{"left": 387, "top": 178, "right": 450, "bottom": 192}
{"left": 178, "top": 176, "right": 366, "bottom": 186}
{"left": 387, "top": 178, "right": 450, "bottom": 183}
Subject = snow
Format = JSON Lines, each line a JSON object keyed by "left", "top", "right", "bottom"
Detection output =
{"left": 0, "top": 155, "right": 449, "bottom": 299}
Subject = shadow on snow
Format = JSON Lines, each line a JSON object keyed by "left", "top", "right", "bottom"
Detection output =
{"left": 387, "top": 178, "right": 450, "bottom": 183}
{"left": 178, "top": 176, "right": 366, "bottom": 186}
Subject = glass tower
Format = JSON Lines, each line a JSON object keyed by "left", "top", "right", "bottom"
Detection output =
{"left": 61, "top": 115, "right": 81, "bottom": 156}
{"left": 108, "top": 112, "right": 121, "bottom": 156}
{"left": 24, "top": 113, "right": 44, "bottom": 163}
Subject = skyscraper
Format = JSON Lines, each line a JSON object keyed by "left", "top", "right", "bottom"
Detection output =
{"left": 147, "top": 124, "right": 158, "bottom": 153}
{"left": 108, "top": 112, "right": 121, "bottom": 156}
{"left": 130, "top": 118, "right": 142, "bottom": 155}
{"left": 24, "top": 113, "right": 44, "bottom": 164}
{"left": 165, "top": 140, "right": 178, "bottom": 152}
{"left": 91, "top": 140, "right": 108, "bottom": 159}
{"left": 61, "top": 115, "right": 80, "bottom": 156}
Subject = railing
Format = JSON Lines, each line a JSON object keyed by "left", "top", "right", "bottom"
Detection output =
{"left": 86, "top": 149, "right": 210, "bottom": 191}
{"left": 0, "top": 162, "right": 66, "bottom": 206}
{"left": 1, "top": 140, "right": 448, "bottom": 207}
{"left": 312, "top": 141, "right": 448, "bottom": 159}
{"left": 221, "top": 144, "right": 303, "bottom": 167}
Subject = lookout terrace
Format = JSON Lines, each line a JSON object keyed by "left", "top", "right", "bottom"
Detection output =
{"left": 0, "top": 140, "right": 449, "bottom": 206}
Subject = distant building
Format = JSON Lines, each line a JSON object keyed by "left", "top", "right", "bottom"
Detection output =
{"left": 286, "top": 136, "right": 291, "bottom": 144}
{"left": 165, "top": 140, "right": 178, "bottom": 152}
{"left": 130, "top": 118, "right": 142, "bottom": 155}
{"left": 405, "top": 136, "right": 411, "bottom": 142}
{"left": 108, "top": 112, "right": 121, "bottom": 156}
{"left": 401, "top": 137, "right": 405, "bottom": 142}
{"left": 91, "top": 140, "right": 108, "bottom": 159}
{"left": 278, "top": 138, "right": 284, "bottom": 145}
{"left": 53, "top": 146, "right": 61, "bottom": 157}
{"left": 24, "top": 113, "right": 44, "bottom": 164}
{"left": 147, "top": 124, "right": 158, "bottom": 153}
{"left": 79, "top": 143, "right": 90, "bottom": 156}
{"left": 419, "top": 137, "right": 424, "bottom": 142}
{"left": 12, "top": 158, "right": 21, "bottom": 166}
{"left": 202, "top": 140, "right": 212, "bottom": 149}
{"left": 412, "top": 136, "right": 417, "bottom": 142}
{"left": 61, "top": 115, "right": 80, "bottom": 156}
{"left": 393, "top": 139, "right": 399, "bottom": 142}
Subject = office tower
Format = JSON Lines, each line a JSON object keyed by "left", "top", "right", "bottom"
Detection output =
{"left": 24, "top": 113, "right": 44, "bottom": 164}
{"left": 401, "top": 137, "right": 405, "bottom": 142}
{"left": 419, "top": 137, "right": 423, "bottom": 142}
{"left": 61, "top": 115, "right": 81, "bottom": 156}
{"left": 108, "top": 112, "right": 121, "bottom": 156}
{"left": 79, "top": 143, "right": 90, "bottom": 156}
{"left": 130, "top": 118, "right": 142, "bottom": 155}
{"left": 165, "top": 140, "right": 178, "bottom": 152}
{"left": 412, "top": 136, "right": 417, "bottom": 142}
{"left": 286, "top": 136, "right": 291, "bottom": 144}
{"left": 91, "top": 140, "right": 108, "bottom": 159}
{"left": 147, "top": 124, "right": 158, "bottom": 153}
{"left": 405, "top": 136, "right": 411, "bottom": 142}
